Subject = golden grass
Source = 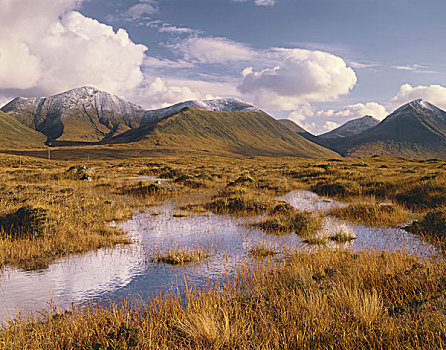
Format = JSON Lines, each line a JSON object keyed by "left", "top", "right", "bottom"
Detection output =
{"left": 329, "top": 202, "right": 410, "bottom": 227}
{"left": 0, "top": 152, "right": 445, "bottom": 348}
{"left": 249, "top": 244, "right": 277, "bottom": 258}
{"left": 155, "top": 246, "right": 210, "bottom": 265}
{"left": 1, "top": 249, "right": 445, "bottom": 349}
{"left": 0, "top": 153, "right": 444, "bottom": 269}
{"left": 254, "top": 211, "right": 323, "bottom": 237}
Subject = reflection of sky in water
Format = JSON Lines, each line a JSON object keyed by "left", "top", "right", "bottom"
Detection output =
{"left": 0, "top": 191, "right": 439, "bottom": 322}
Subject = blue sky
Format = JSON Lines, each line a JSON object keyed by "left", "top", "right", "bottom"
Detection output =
{"left": 1, "top": 0, "right": 446, "bottom": 133}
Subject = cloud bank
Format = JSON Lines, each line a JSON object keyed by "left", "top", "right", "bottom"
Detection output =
{"left": 391, "top": 84, "right": 446, "bottom": 111}
{"left": 0, "top": 0, "right": 147, "bottom": 97}
{"left": 239, "top": 49, "right": 357, "bottom": 111}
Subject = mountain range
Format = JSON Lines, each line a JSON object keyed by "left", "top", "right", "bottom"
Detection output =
{"left": 1, "top": 87, "right": 446, "bottom": 159}
{"left": 0, "top": 87, "right": 336, "bottom": 158}
{"left": 282, "top": 99, "right": 446, "bottom": 159}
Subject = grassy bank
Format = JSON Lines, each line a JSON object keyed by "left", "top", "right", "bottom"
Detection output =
{"left": 1, "top": 249, "right": 445, "bottom": 349}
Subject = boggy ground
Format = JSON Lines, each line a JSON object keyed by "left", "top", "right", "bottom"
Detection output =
{"left": 0, "top": 153, "right": 445, "bottom": 348}
{"left": 0, "top": 153, "right": 445, "bottom": 268}
{"left": 1, "top": 250, "right": 445, "bottom": 349}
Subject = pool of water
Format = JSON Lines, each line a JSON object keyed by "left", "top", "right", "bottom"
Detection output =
{"left": 0, "top": 191, "right": 438, "bottom": 321}
{"left": 121, "top": 176, "right": 172, "bottom": 182}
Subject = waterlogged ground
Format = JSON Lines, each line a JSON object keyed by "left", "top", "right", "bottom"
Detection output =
{"left": 0, "top": 191, "right": 438, "bottom": 321}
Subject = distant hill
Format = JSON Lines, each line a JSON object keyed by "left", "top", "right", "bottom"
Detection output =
{"left": 1, "top": 87, "right": 146, "bottom": 142}
{"left": 0, "top": 110, "right": 46, "bottom": 149}
{"left": 330, "top": 100, "right": 446, "bottom": 159}
{"left": 319, "top": 115, "right": 380, "bottom": 138}
{"left": 106, "top": 108, "right": 339, "bottom": 158}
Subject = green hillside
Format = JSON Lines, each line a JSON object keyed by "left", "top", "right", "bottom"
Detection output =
{"left": 108, "top": 108, "right": 339, "bottom": 158}
{"left": 0, "top": 110, "right": 46, "bottom": 149}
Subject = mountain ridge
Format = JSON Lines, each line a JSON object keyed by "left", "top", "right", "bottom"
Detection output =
{"left": 319, "top": 115, "right": 380, "bottom": 138}
{"left": 1, "top": 86, "right": 146, "bottom": 142}
{"left": 328, "top": 99, "right": 446, "bottom": 158}
{"left": 106, "top": 107, "right": 339, "bottom": 158}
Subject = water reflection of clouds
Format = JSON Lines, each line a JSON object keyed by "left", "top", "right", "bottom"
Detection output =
{"left": 0, "top": 191, "right": 439, "bottom": 323}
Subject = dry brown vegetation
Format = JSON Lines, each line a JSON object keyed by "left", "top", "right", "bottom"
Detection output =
{"left": 1, "top": 249, "right": 445, "bottom": 349}
{"left": 1, "top": 154, "right": 445, "bottom": 268}
{"left": 155, "top": 246, "right": 210, "bottom": 265}
{"left": 0, "top": 152, "right": 445, "bottom": 348}
{"left": 329, "top": 202, "right": 410, "bottom": 227}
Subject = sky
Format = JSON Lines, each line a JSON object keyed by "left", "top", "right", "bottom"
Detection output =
{"left": 2, "top": 0, "right": 446, "bottom": 134}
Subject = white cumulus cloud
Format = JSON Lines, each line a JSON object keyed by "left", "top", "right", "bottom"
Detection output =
{"left": 288, "top": 103, "right": 314, "bottom": 123}
{"left": 131, "top": 77, "right": 217, "bottom": 109}
{"left": 232, "top": 0, "right": 277, "bottom": 6}
{"left": 314, "top": 102, "right": 388, "bottom": 121}
{"left": 391, "top": 84, "right": 446, "bottom": 110}
{"left": 171, "top": 37, "right": 254, "bottom": 64}
{"left": 238, "top": 48, "right": 357, "bottom": 111}
{"left": 323, "top": 121, "right": 341, "bottom": 131}
{"left": 0, "top": 0, "right": 147, "bottom": 97}
{"left": 125, "top": 1, "right": 158, "bottom": 19}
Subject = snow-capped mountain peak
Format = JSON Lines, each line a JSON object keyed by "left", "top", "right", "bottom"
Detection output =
{"left": 387, "top": 99, "right": 446, "bottom": 122}
{"left": 142, "top": 98, "right": 259, "bottom": 125}
{"left": 320, "top": 115, "right": 380, "bottom": 138}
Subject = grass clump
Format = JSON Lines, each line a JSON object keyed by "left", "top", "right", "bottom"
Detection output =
{"left": 255, "top": 216, "right": 297, "bottom": 234}
{"left": 255, "top": 210, "right": 323, "bottom": 236}
{"left": 329, "top": 223, "right": 356, "bottom": 243}
{"left": 396, "top": 185, "right": 446, "bottom": 209}
{"left": 0, "top": 206, "right": 47, "bottom": 239}
{"left": 303, "top": 235, "right": 327, "bottom": 245}
{"left": 206, "top": 196, "right": 270, "bottom": 215}
{"left": 406, "top": 207, "right": 446, "bottom": 243}
{"left": 312, "top": 181, "right": 361, "bottom": 198}
{"left": 249, "top": 245, "right": 277, "bottom": 258}
{"left": 121, "top": 182, "right": 170, "bottom": 197}
{"left": 293, "top": 211, "right": 323, "bottom": 236}
{"left": 329, "top": 202, "right": 409, "bottom": 227}
{"left": 155, "top": 247, "right": 209, "bottom": 266}
{"left": 271, "top": 202, "right": 295, "bottom": 215}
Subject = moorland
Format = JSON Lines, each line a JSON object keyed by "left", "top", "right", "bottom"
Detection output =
{"left": 0, "top": 152, "right": 445, "bottom": 349}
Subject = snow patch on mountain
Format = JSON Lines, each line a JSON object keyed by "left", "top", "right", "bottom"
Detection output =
{"left": 142, "top": 98, "right": 259, "bottom": 124}
{"left": 3, "top": 86, "right": 145, "bottom": 119}
{"left": 320, "top": 115, "right": 380, "bottom": 138}
{"left": 387, "top": 99, "right": 446, "bottom": 122}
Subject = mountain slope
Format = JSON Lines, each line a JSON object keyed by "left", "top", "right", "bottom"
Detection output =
{"left": 330, "top": 100, "right": 446, "bottom": 159}
{"left": 278, "top": 119, "right": 307, "bottom": 134}
{"left": 0, "top": 110, "right": 46, "bottom": 149}
{"left": 278, "top": 119, "right": 330, "bottom": 147}
{"left": 1, "top": 87, "right": 146, "bottom": 142}
{"left": 107, "top": 108, "right": 339, "bottom": 158}
{"left": 319, "top": 115, "right": 380, "bottom": 138}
